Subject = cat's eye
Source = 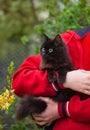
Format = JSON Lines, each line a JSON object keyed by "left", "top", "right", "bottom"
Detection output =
{"left": 49, "top": 48, "right": 53, "bottom": 53}
{"left": 41, "top": 48, "right": 46, "bottom": 55}
{"left": 42, "top": 48, "right": 45, "bottom": 52}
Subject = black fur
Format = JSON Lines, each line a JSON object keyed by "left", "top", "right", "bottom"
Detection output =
{"left": 16, "top": 34, "right": 75, "bottom": 125}
{"left": 40, "top": 34, "right": 74, "bottom": 83}
{"left": 16, "top": 95, "right": 47, "bottom": 120}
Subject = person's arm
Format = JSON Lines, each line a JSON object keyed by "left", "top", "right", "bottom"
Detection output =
{"left": 58, "top": 70, "right": 90, "bottom": 122}
{"left": 32, "top": 70, "right": 90, "bottom": 125}
{"left": 12, "top": 55, "right": 90, "bottom": 125}
{"left": 32, "top": 97, "right": 60, "bottom": 126}
{"left": 66, "top": 95, "right": 90, "bottom": 122}
{"left": 12, "top": 55, "right": 90, "bottom": 97}
{"left": 33, "top": 95, "right": 90, "bottom": 126}
{"left": 64, "top": 69, "right": 90, "bottom": 95}
{"left": 12, "top": 54, "right": 56, "bottom": 97}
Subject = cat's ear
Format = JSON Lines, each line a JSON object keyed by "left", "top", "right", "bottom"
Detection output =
{"left": 54, "top": 34, "right": 63, "bottom": 46}
{"left": 43, "top": 34, "right": 50, "bottom": 41}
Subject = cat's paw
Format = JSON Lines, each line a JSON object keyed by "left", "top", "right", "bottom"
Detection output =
{"left": 58, "top": 75, "right": 66, "bottom": 83}
{"left": 48, "top": 74, "right": 56, "bottom": 82}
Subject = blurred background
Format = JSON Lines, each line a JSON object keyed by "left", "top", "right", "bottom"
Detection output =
{"left": 0, "top": 0, "right": 90, "bottom": 129}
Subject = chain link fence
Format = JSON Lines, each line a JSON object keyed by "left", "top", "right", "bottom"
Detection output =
{"left": 0, "top": 43, "right": 30, "bottom": 91}
{"left": 0, "top": 42, "right": 31, "bottom": 130}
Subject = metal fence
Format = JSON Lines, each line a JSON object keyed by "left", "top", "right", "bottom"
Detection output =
{"left": 0, "top": 43, "right": 30, "bottom": 90}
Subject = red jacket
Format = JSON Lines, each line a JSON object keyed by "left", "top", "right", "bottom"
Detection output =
{"left": 12, "top": 30, "right": 90, "bottom": 130}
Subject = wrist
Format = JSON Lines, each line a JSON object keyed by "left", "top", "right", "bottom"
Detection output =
{"left": 63, "top": 82, "right": 67, "bottom": 88}
{"left": 58, "top": 101, "right": 70, "bottom": 118}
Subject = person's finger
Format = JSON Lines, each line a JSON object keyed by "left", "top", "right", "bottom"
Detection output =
{"left": 83, "top": 89, "right": 90, "bottom": 95}
{"left": 46, "top": 122, "right": 52, "bottom": 126}
{"left": 33, "top": 116, "right": 43, "bottom": 121}
{"left": 33, "top": 113, "right": 44, "bottom": 118}
{"left": 79, "top": 70, "right": 90, "bottom": 73}
{"left": 37, "top": 96, "right": 51, "bottom": 103}
{"left": 34, "top": 120, "right": 47, "bottom": 126}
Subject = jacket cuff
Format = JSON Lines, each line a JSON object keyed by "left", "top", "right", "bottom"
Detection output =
{"left": 58, "top": 101, "right": 70, "bottom": 118}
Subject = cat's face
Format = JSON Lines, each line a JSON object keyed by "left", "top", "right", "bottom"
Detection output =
{"left": 40, "top": 34, "right": 64, "bottom": 62}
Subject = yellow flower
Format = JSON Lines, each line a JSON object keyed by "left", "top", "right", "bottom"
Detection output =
{"left": 3, "top": 89, "right": 10, "bottom": 97}
{"left": 8, "top": 95, "right": 15, "bottom": 103}
{"left": 0, "top": 89, "right": 15, "bottom": 111}
{"left": 2, "top": 102, "right": 10, "bottom": 110}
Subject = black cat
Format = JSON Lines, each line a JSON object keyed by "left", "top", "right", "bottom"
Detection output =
{"left": 40, "top": 34, "right": 74, "bottom": 83}
{"left": 16, "top": 34, "right": 75, "bottom": 123}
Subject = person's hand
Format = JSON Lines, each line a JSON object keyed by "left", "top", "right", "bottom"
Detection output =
{"left": 32, "top": 97, "right": 60, "bottom": 126}
{"left": 64, "top": 69, "right": 90, "bottom": 95}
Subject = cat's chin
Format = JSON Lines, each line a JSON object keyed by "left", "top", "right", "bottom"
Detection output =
{"left": 40, "top": 61, "right": 53, "bottom": 70}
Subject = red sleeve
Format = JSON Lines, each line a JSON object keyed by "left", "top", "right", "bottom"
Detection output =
{"left": 58, "top": 95, "right": 90, "bottom": 123}
{"left": 12, "top": 54, "right": 56, "bottom": 97}
{"left": 68, "top": 32, "right": 90, "bottom": 122}
{"left": 58, "top": 31, "right": 90, "bottom": 123}
{"left": 68, "top": 95, "right": 90, "bottom": 122}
